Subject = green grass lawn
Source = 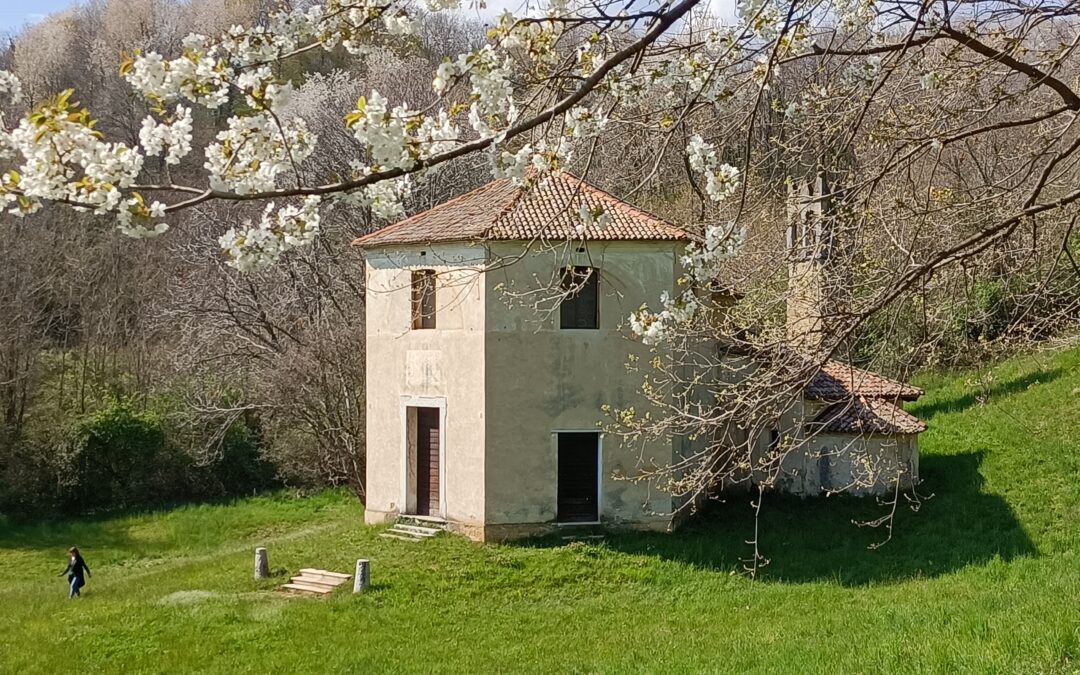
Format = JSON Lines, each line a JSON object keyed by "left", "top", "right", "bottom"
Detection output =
{"left": 2, "top": 348, "right": 1079, "bottom": 674}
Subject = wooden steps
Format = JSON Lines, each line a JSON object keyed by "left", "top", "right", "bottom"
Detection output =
{"left": 299, "top": 568, "right": 351, "bottom": 583}
{"left": 380, "top": 516, "right": 446, "bottom": 542}
{"left": 280, "top": 568, "right": 351, "bottom": 596}
{"left": 281, "top": 580, "right": 335, "bottom": 595}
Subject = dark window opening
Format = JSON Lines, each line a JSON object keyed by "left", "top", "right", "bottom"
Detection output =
{"left": 767, "top": 428, "right": 780, "bottom": 452}
{"left": 560, "top": 266, "right": 598, "bottom": 330}
{"left": 411, "top": 270, "right": 436, "bottom": 329}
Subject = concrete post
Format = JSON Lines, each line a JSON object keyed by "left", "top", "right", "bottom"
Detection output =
{"left": 353, "top": 559, "right": 370, "bottom": 593}
{"left": 254, "top": 547, "right": 269, "bottom": 579}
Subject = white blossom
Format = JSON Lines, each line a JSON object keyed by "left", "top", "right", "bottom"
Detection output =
{"left": 348, "top": 91, "right": 417, "bottom": 171}
{"left": 432, "top": 61, "right": 457, "bottom": 94}
{"left": 347, "top": 91, "right": 458, "bottom": 171}
{"left": 529, "top": 138, "right": 570, "bottom": 174}
{"left": 363, "top": 177, "right": 411, "bottom": 220}
{"left": 218, "top": 196, "right": 322, "bottom": 271}
{"left": 833, "top": 0, "right": 879, "bottom": 32}
{"left": 116, "top": 196, "right": 169, "bottom": 238}
{"left": 335, "top": 171, "right": 411, "bottom": 221}
{"left": 263, "top": 81, "right": 294, "bottom": 113}
{"left": 2, "top": 94, "right": 143, "bottom": 218}
{"left": 629, "top": 290, "right": 701, "bottom": 345}
{"left": 564, "top": 106, "right": 608, "bottom": 139}
{"left": 491, "top": 143, "right": 534, "bottom": 183}
{"left": 920, "top": 71, "right": 946, "bottom": 90}
{"left": 629, "top": 222, "right": 745, "bottom": 344}
{"left": 576, "top": 202, "right": 611, "bottom": 236}
{"left": 686, "top": 135, "right": 740, "bottom": 203}
{"left": 681, "top": 222, "right": 746, "bottom": 282}
{"left": 417, "top": 111, "right": 458, "bottom": 158}
{"left": 124, "top": 49, "right": 231, "bottom": 109}
{"left": 0, "top": 71, "right": 23, "bottom": 104}
{"left": 383, "top": 13, "right": 416, "bottom": 36}
{"left": 751, "top": 55, "right": 776, "bottom": 87}
{"left": 139, "top": 105, "right": 194, "bottom": 165}
{"left": 0, "top": 0, "right": 752, "bottom": 275}
{"left": 648, "top": 50, "right": 732, "bottom": 104}
{"left": 204, "top": 113, "right": 315, "bottom": 194}
{"left": 847, "top": 55, "right": 881, "bottom": 84}
{"left": 737, "top": 0, "right": 781, "bottom": 39}
{"left": 459, "top": 45, "right": 517, "bottom": 138}
{"left": 547, "top": 0, "right": 572, "bottom": 17}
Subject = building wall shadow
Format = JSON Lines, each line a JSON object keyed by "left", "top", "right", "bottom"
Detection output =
{"left": 518, "top": 450, "right": 1036, "bottom": 586}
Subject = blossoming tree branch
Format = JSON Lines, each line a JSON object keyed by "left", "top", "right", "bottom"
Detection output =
{"left": 0, "top": 0, "right": 1078, "bottom": 332}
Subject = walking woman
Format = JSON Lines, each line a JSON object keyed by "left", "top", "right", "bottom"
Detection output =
{"left": 59, "top": 547, "right": 91, "bottom": 598}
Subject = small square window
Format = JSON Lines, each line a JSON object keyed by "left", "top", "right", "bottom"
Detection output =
{"left": 411, "top": 270, "right": 436, "bottom": 329}
{"left": 560, "top": 266, "right": 598, "bottom": 330}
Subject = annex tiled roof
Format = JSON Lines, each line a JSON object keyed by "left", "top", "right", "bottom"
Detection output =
{"left": 809, "top": 396, "right": 928, "bottom": 435}
{"left": 352, "top": 171, "right": 693, "bottom": 248}
{"left": 806, "top": 360, "right": 924, "bottom": 402}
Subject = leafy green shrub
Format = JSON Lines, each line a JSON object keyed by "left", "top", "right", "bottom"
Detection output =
{"left": 210, "top": 416, "right": 278, "bottom": 496}
{"left": 66, "top": 399, "right": 180, "bottom": 512}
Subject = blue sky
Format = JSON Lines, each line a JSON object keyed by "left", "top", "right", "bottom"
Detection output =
{"left": 0, "top": 0, "right": 82, "bottom": 33}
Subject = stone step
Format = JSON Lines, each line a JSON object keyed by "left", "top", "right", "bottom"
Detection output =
{"left": 386, "top": 528, "right": 432, "bottom": 539}
{"left": 397, "top": 515, "right": 448, "bottom": 528}
{"left": 379, "top": 532, "right": 424, "bottom": 542}
{"left": 391, "top": 524, "right": 441, "bottom": 537}
{"left": 282, "top": 581, "right": 335, "bottom": 595}
{"left": 289, "top": 575, "right": 340, "bottom": 589}
{"left": 299, "top": 568, "right": 351, "bottom": 581}
{"left": 386, "top": 528, "right": 436, "bottom": 539}
{"left": 294, "top": 571, "right": 350, "bottom": 586}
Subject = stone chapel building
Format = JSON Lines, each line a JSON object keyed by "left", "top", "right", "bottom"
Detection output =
{"left": 353, "top": 171, "right": 925, "bottom": 541}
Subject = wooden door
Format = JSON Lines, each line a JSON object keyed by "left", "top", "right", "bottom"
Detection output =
{"left": 557, "top": 432, "right": 599, "bottom": 523}
{"left": 416, "top": 408, "right": 441, "bottom": 516}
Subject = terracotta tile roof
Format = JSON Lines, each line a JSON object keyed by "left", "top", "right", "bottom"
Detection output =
{"left": 809, "top": 396, "right": 928, "bottom": 435}
{"left": 806, "top": 360, "right": 924, "bottom": 402}
{"left": 352, "top": 171, "right": 693, "bottom": 248}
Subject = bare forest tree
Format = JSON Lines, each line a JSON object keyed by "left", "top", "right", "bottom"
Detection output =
{"left": 0, "top": 0, "right": 1077, "bottom": 556}
{"left": 0, "top": 0, "right": 490, "bottom": 512}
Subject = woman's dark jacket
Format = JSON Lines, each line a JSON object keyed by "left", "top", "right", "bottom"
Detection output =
{"left": 60, "top": 556, "right": 91, "bottom": 583}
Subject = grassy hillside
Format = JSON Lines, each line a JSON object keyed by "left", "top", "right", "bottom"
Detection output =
{"left": 1, "top": 347, "right": 1078, "bottom": 673}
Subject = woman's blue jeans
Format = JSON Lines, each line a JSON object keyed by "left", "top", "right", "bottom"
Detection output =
{"left": 69, "top": 576, "right": 81, "bottom": 598}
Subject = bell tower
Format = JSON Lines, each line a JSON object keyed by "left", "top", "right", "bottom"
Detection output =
{"left": 786, "top": 170, "right": 844, "bottom": 352}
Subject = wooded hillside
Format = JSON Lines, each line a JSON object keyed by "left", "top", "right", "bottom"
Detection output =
{"left": 2, "top": 0, "right": 1079, "bottom": 516}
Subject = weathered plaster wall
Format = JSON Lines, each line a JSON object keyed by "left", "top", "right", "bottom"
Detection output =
{"left": 482, "top": 241, "right": 681, "bottom": 528}
{"left": 719, "top": 377, "right": 925, "bottom": 497}
{"left": 804, "top": 432, "right": 919, "bottom": 495}
{"left": 363, "top": 244, "right": 488, "bottom": 527}
{"left": 748, "top": 396, "right": 921, "bottom": 497}
{"left": 787, "top": 258, "right": 827, "bottom": 350}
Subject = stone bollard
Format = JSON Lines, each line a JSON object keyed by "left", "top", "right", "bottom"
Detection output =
{"left": 254, "top": 547, "right": 269, "bottom": 580}
{"left": 353, "top": 559, "right": 370, "bottom": 593}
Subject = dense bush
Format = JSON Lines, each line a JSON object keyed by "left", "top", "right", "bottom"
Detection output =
{"left": 67, "top": 400, "right": 173, "bottom": 511}
{"left": 0, "top": 395, "right": 280, "bottom": 519}
{"left": 208, "top": 417, "right": 278, "bottom": 497}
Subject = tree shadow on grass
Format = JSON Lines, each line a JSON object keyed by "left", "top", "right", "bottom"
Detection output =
{"left": 0, "top": 497, "right": 247, "bottom": 562}
{"left": 0, "top": 492, "right": 299, "bottom": 557}
{"left": 912, "top": 367, "right": 1063, "bottom": 421}
{"left": 521, "top": 451, "right": 1036, "bottom": 586}
{"left": 0, "top": 514, "right": 140, "bottom": 556}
